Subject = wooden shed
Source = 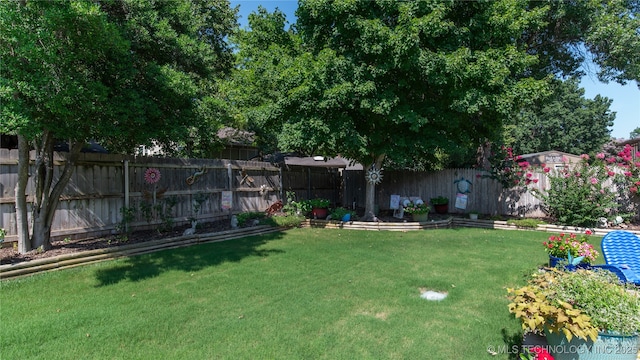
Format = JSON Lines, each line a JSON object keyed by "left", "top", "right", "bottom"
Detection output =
{"left": 518, "top": 150, "right": 581, "bottom": 169}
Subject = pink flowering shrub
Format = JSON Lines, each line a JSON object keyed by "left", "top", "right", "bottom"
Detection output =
{"left": 481, "top": 143, "right": 639, "bottom": 227}
{"left": 532, "top": 155, "right": 620, "bottom": 227}
{"left": 479, "top": 146, "right": 539, "bottom": 188}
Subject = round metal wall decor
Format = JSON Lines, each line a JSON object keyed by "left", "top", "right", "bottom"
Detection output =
{"left": 366, "top": 167, "right": 383, "bottom": 184}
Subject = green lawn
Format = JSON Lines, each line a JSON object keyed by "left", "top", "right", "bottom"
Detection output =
{"left": 0, "top": 228, "right": 599, "bottom": 359}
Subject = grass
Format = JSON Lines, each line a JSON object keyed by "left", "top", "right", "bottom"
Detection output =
{"left": 0, "top": 228, "right": 602, "bottom": 359}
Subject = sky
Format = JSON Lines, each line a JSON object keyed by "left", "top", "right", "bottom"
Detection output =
{"left": 231, "top": 0, "right": 639, "bottom": 140}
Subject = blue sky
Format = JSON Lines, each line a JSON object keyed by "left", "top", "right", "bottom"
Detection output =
{"left": 231, "top": 0, "right": 639, "bottom": 140}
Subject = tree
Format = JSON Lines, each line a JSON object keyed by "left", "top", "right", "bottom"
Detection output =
{"left": 505, "top": 77, "right": 615, "bottom": 155}
{"left": 521, "top": 0, "right": 640, "bottom": 85}
{"left": 0, "top": 0, "right": 237, "bottom": 252}
{"left": 631, "top": 127, "right": 640, "bottom": 139}
{"left": 223, "top": 6, "right": 301, "bottom": 155}
{"left": 248, "top": 0, "right": 550, "bottom": 216}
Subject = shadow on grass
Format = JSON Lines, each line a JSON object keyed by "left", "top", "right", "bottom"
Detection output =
{"left": 502, "top": 328, "right": 525, "bottom": 360}
{"left": 94, "top": 232, "right": 285, "bottom": 287}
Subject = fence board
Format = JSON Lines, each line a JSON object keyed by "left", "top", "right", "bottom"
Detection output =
{"left": 0, "top": 151, "right": 283, "bottom": 242}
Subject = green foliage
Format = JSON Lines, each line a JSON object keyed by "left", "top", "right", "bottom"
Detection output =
{"left": 630, "top": 127, "right": 640, "bottom": 139}
{"left": 307, "top": 198, "right": 330, "bottom": 209}
{"left": 507, "top": 269, "right": 599, "bottom": 343}
{"left": 429, "top": 197, "right": 449, "bottom": 206}
{"left": 505, "top": 219, "right": 546, "bottom": 229}
{"left": 157, "top": 197, "right": 177, "bottom": 233}
{"left": 329, "top": 207, "right": 356, "bottom": 220}
{"left": 0, "top": 228, "right": 6, "bottom": 243}
{"left": 230, "top": 1, "right": 552, "bottom": 170}
{"left": 265, "top": 214, "right": 305, "bottom": 228}
{"left": 403, "top": 203, "right": 430, "bottom": 215}
{"left": 543, "top": 231, "right": 599, "bottom": 263}
{"left": 236, "top": 212, "right": 266, "bottom": 227}
{"left": 532, "top": 157, "right": 621, "bottom": 227}
{"left": 506, "top": 78, "right": 615, "bottom": 155}
{"left": 139, "top": 202, "right": 154, "bottom": 225}
{"left": 117, "top": 206, "right": 137, "bottom": 235}
{"left": 509, "top": 268, "right": 640, "bottom": 340}
{"left": 0, "top": 0, "right": 237, "bottom": 252}
{"left": 282, "top": 191, "right": 312, "bottom": 216}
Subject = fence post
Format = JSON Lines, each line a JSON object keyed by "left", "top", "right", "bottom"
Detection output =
{"left": 123, "top": 159, "right": 129, "bottom": 209}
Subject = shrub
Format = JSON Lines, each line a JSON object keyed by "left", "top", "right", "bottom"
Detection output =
{"left": 267, "top": 214, "right": 305, "bottom": 228}
{"left": 330, "top": 207, "right": 356, "bottom": 221}
{"left": 532, "top": 155, "right": 621, "bottom": 227}
{"left": 236, "top": 212, "right": 266, "bottom": 227}
{"left": 505, "top": 218, "right": 545, "bottom": 229}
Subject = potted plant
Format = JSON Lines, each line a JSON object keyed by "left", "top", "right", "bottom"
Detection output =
{"left": 468, "top": 211, "right": 480, "bottom": 220}
{"left": 404, "top": 202, "right": 431, "bottom": 222}
{"left": 308, "top": 198, "right": 330, "bottom": 219}
{"left": 508, "top": 268, "right": 640, "bottom": 360}
{"left": 543, "top": 230, "right": 598, "bottom": 268}
{"left": 430, "top": 196, "right": 449, "bottom": 214}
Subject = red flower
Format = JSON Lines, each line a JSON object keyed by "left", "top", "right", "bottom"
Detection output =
{"left": 531, "top": 346, "right": 554, "bottom": 360}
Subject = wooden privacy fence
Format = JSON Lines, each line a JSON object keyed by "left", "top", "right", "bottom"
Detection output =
{"left": 0, "top": 150, "right": 285, "bottom": 243}
{"left": 344, "top": 168, "right": 548, "bottom": 217}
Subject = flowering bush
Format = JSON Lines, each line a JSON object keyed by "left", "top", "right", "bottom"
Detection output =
{"left": 599, "top": 143, "right": 640, "bottom": 198}
{"left": 521, "top": 347, "right": 554, "bottom": 360}
{"left": 542, "top": 230, "right": 598, "bottom": 263}
{"left": 404, "top": 203, "right": 430, "bottom": 214}
{"left": 480, "top": 146, "right": 539, "bottom": 188}
{"left": 532, "top": 154, "right": 622, "bottom": 227}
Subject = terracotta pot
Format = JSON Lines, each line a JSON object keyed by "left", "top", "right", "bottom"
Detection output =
{"left": 312, "top": 207, "right": 328, "bottom": 219}
{"left": 434, "top": 204, "right": 448, "bottom": 214}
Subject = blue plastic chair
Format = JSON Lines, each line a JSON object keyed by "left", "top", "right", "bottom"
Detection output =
{"left": 592, "top": 230, "right": 640, "bottom": 285}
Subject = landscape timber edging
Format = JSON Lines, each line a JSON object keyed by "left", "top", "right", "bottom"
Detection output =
{"left": 3, "top": 219, "right": 639, "bottom": 281}
{"left": 302, "top": 217, "right": 453, "bottom": 231}
{"left": 0, "top": 225, "right": 279, "bottom": 281}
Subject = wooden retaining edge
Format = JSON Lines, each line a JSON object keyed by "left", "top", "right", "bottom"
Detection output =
{"left": 0, "top": 226, "right": 279, "bottom": 280}
{"left": 302, "top": 218, "right": 453, "bottom": 231}
{"left": 453, "top": 218, "right": 640, "bottom": 237}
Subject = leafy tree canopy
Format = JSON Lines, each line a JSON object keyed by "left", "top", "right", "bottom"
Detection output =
{"left": 505, "top": 77, "right": 615, "bottom": 156}
{"left": 0, "top": 0, "right": 237, "bottom": 252}
{"left": 242, "top": 0, "right": 549, "bottom": 171}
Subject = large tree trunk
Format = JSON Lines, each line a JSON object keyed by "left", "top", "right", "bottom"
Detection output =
{"left": 364, "top": 155, "right": 385, "bottom": 220}
{"left": 15, "top": 135, "right": 31, "bottom": 254}
{"left": 30, "top": 133, "right": 83, "bottom": 251}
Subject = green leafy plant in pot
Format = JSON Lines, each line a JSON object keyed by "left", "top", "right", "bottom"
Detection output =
{"left": 404, "top": 202, "right": 431, "bottom": 222}
{"left": 308, "top": 198, "right": 330, "bottom": 219}
{"left": 430, "top": 196, "right": 449, "bottom": 214}
{"left": 508, "top": 268, "right": 640, "bottom": 360}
